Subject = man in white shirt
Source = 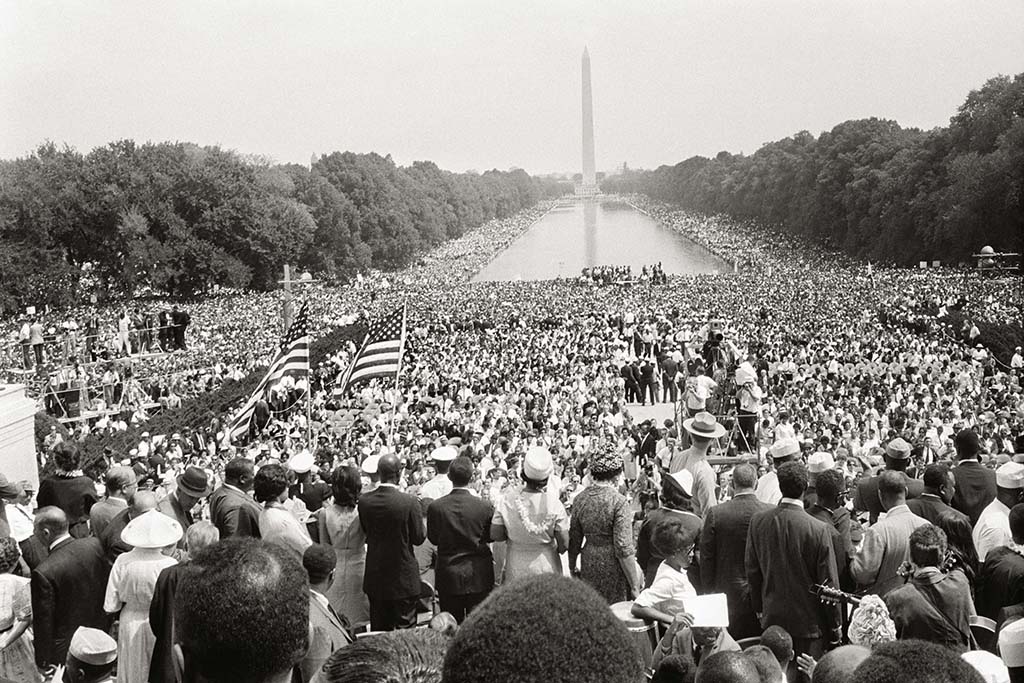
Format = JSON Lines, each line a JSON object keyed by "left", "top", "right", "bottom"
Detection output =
{"left": 974, "top": 462, "right": 1024, "bottom": 562}
{"left": 756, "top": 439, "right": 800, "bottom": 505}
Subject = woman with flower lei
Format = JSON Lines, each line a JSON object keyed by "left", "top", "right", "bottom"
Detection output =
{"left": 489, "top": 446, "right": 569, "bottom": 583}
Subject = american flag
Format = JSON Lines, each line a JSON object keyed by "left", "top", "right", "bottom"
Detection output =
{"left": 227, "top": 303, "right": 310, "bottom": 441}
{"left": 334, "top": 305, "right": 406, "bottom": 397}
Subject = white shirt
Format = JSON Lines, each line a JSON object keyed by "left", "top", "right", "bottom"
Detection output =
{"left": 974, "top": 498, "right": 1012, "bottom": 562}
{"left": 633, "top": 560, "right": 697, "bottom": 609}
{"left": 419, "top": 474, "right": 453, "bottom": 501}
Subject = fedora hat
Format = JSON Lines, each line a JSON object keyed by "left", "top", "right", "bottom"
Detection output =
{"left": 683, "top": 412, "right": 726, "bottom": 440}
{"left": 121, "top": 510, "right": 183, "bottom": 549}
{"left": 176, "top": 466, "right": 212, "bottom": 498}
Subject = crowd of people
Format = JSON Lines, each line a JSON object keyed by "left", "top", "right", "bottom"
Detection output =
{"left": 0, "top": 194, "right": 1022, "bottom": 682}
{"left": 581, "top": 263, "right": 669, "bottom": 286}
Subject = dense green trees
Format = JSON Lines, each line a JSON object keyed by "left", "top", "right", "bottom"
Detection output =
{"left": 0, "top": 143, "right": 565, "bottom": 314}
{"left": 604, "top": 74, "right": 1024, "bottom": 265}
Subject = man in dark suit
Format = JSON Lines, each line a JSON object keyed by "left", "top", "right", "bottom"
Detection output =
{"left": 30, "top": 507, "right": 112, "bottom": 673}
{"left": 148, "top": 521, "right": 220, "bottom": 683}
{"left": 951, "top": 429, "right": 996, "bottom": 526}
{"left": 208, "top": 458, "right": 261, "bottom": 539}
{"left": 908, "top": 463, "right": 968, "bottom": 526}
{"left": 156, "top": 466, "right": 211, "bottom": 550}
{"left": 806, "top": 468, "right": 855, "bottom": 591}
{"left": 852, "top": 437, "right": 924, "bottom": 524}
{"left": 699, "top": 463, "right": 771, "bottom": 639}
{"left": 300, "top": 544, "right": 353, "bottom": 681}
{"left": 426, "top": 456, "right": 495, "bottom": 623}
{"left": 746, "top": 461, "right": 840, "bottom": 671}
{"left": 635, "top": 420, "right": 657, "bottom": 467}
{"left": 358, "top": 454, "right": 425, "bottom": 630}
{"left": 101, "top": 490, "right": 158, "bottom": 562}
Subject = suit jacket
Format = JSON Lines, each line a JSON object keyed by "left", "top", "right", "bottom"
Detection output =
{"left": 89, "top": 497, "right": 127, "bottom": 539}
{"left": 301, "top": 592, "right": 352, "bottom": 682}
{"left": 745, "top": 502, "right": 840, "bottom": 639}
{"left": 31, "top": 537, "right": 111, "bottom": 667}
{"left": 148, "top": 562, "right": 188, "bottom": 683}
{"left": 100, "top": 507, "right": 133, "bottom": 563}
{"left": 699, "top": 494, "right": 772, "bottom": 617}
{"left": 156, "top": 494, "right": 194, "bottom": 549}
{"left": 952, "top": 461, "right": 997, "bottom": 527}
{"left": 37, "top": 475, "right": 97, "bottom": 537}
{"left": 653, "top": 626, "right": 740, "bottom": 671}
{"left": 975, "top": 546, "right": 1024, "bottom": 620}
{"left": 853, "top": 471, "right": 924, "bottom": 524}
{"left": 907, "top": 494, "right": 968, "bottom": 527}
{"left": 358, "top": 485, "right": 425, "bottom": 600}
{"left": 208, "top": 485, "right": 261, "bottom": 539}
{"left": 850, "top": 504, "right": 928, "bottom": 596}
{"left": 426, "top": 489, "right": 494, "bottom": 596}
{"left": 884, "top": 568, "right": 976, "bottom": 652}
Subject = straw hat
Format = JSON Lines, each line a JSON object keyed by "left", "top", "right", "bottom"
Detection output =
{"left": 121, "top": 510, "right": 183, "bottom": 549}
{"left": 682, "top": 412, "right": 726, "bottom": 440}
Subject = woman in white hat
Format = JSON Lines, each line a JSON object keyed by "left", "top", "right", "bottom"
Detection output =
{"left": 104, "top": 509, "right": 182, "bottom": 683}
{"left": 489, "top": 446, "right": 569, "bottom": 582}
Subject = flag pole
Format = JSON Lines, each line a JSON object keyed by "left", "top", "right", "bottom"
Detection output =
{"left": 386, "top": 301, "right": 408, "bottom": 449}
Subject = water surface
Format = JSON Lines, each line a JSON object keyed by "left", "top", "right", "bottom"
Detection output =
{"left": 472, "top": 200, "right": 729, "bottom": 281}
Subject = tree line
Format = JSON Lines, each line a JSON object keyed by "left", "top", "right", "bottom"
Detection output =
{"left": 0, "top": 143, "right": 569, "bottom": 313}
{"left": 603, "top": 74, "right": 1024, "bottom": 265}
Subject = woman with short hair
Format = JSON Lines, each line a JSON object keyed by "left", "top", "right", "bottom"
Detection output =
{"left": 317, "top": 465, "right": 370, "bottom": 628}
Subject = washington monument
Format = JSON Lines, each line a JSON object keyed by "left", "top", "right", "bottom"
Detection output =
{"left": 580, "top": 47, "right": 598, "bottom": 195}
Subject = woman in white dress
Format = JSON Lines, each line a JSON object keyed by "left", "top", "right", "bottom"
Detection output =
{"left": 490, "top": 447, "right": 569, "bottom": 582}
{"left": 256, "top": 463, "right": 312, "bottom": 559}
{"left": 0, "top": 538, "right": 40, "bottom": 682}
{"left": 104, "top": 510, "right": 181, "bottom": 683}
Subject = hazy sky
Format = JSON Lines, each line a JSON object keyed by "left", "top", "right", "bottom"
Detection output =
{"left": 2, "top": 1, "right": 1022, "bottom": 175}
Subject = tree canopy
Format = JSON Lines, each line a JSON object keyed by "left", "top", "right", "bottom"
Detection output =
{"left": 602, "top": 73, "right": 1024, "bottom": 265}
{"left": 0, "top": 143, "right": 566, "bottom": 313}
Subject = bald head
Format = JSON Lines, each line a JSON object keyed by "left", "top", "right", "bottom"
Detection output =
{"left": 33, "top": 506, "right": 68, "bottom": 546}
{"left": 129, "top": 490, "right": 158, "bottom": 517}
{"left": 812, "top": 645, "right": 871, "bottom": 683}
{"left": 378, "top": 454, "right": 402, "bottom": 484}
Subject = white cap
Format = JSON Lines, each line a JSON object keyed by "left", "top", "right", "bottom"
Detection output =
{"left": 962, "top": 650, "right": 1009, "bottom": 683}
{"left": 361, "top": 455, "right": 380, "bottom": 476}
{"left": 997, "top": 462, "right": 1024, "bottom": 489}
{"left": 808, "top": 452, "right": 836, "bottom": 474}
{"left": 287, "top": 450, "right": 314, "bottom": 474}
{"left": 1000, "top": 617, "right": 1024, "bottom": 668}
{"left": 430, "top": 446, "right": 457, "bottom": 462}
{"left": 69, "top": 627, "right": 117, "bottom": 666}
{"left": 523, "top": 446, "right": 553, "bottom": 480}
{"left": 770, "top": 438, "right": 801, "bottom": 460}
{"left": 667, "top": 470, "right": 694, "bottom": 497}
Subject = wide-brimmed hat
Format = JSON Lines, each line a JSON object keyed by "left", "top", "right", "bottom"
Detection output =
{"left": 176, "top": 466, "right": 212, "bottom": 498}
{"left": 523, "top": 446, "right": 553, "bottom": 480}
{"left": 121, "top": 510, "right": 183, "bottom": 549}
{"left": 683, "top": 412, "right": 726, "bottom": 440}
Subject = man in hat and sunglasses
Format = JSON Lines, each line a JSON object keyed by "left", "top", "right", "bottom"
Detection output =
{"left": 156, "top": 466, "right": 211, "bottom": 550}
{"left": 670, "top": 412, "right": 726, "bottom": 518}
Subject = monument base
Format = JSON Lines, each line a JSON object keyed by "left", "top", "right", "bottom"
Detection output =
{"left": 0, "top": 384, "right": 40, "bottom": 491}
